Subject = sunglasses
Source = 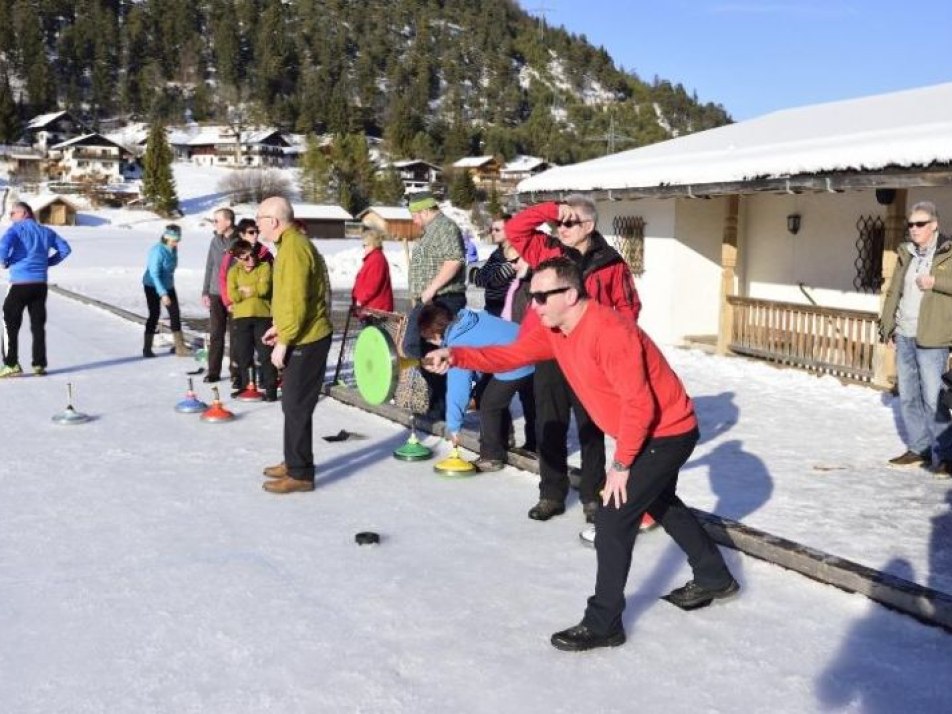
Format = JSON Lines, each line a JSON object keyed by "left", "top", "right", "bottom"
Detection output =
{"left": 236, "top": 254, "right": 255, "bottom": 262}
{"left": 555, "top": 219, "right": 587, "bottom": 228}
{"left": 907, "top": 220, "right": 933, "bottom": 229}
{"left": 244, "top": 229, "right": 259, "bottom": 235}
{"left": 528, "top": 286, "right": 571, "bottom": 305}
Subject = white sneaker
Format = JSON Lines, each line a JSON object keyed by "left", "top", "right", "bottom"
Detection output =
{"left": 579, "top": 525, "right": 596, "bottom": 547}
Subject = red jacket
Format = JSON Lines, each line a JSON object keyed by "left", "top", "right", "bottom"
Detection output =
{"left": 450, "top": 300, "right": 696, "bottom": 465}
{"left": 219, "top": 242, "right": 272, "bottom": 307}
{"left": 352, "top": 247, "right": 394, "bottom": 312}
{"left": 506, "top": 201, "right": 641, "bottom": 334}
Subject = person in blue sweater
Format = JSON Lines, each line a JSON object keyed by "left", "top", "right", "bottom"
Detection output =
{"left": 0, "top": 201, "right": 71, "bottom": 377}
{"left": 417, "top": 303, "right": 535, "bottom": 471}
{"left": 142, "top": 224, "right": 190, "bottom": 358}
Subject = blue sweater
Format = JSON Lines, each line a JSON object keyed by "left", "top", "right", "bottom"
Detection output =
{"left": 142, "top": 242, "right": 178, "bottom": 296}
{"left": 0, "top": 220, "right": 71, "bottom": 283}
{"left": 442, "top": 308, "right": 533, "bottom": 434}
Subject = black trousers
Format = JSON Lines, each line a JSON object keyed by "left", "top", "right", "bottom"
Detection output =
{"left": 533, "top": 359, "right": 606, "bottom": 504}
{"left": 3, "top": 283, "right": 48, "bottom": 368}
{"left": 281, "top": 335, "right": 331, "bottom": 481}
{"left": 402, "top": 292, "right": 466, "bottom": 414}
{"left": 233, "top": 317, "right": 277, "bottom": 391}
{"left": 207, "top": 297, "right": 230, "bottom": 379}
{"left": 144, "top": 286, "right": 182, "bottom": 334}
{"left": 478, "top": 374, "right": 536, "bottom": 460}
{"left": 582, "top": 428, "right": 733, "bottom": 635}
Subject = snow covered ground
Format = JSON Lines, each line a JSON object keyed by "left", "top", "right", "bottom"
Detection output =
{"left": 1, "top": 164, "right": 951, "bottom": 712}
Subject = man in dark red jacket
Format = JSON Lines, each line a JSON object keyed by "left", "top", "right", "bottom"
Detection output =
{"left": 506, "top": 195, "right": 641, "bottom": 523}
{"left": 423, "top": 258, "right": 737, "bottom": 651}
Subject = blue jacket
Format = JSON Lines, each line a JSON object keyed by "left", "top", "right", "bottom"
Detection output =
{"left": 442, "top": 308, "right": 533, "bottom": 433}
{"left": 142, "top": 242, "right": 177, "bottom": 296}
{"left": 0, "top": 220, "right": 71, "bottom": 283}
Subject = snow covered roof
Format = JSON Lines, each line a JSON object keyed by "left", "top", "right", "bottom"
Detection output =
{"left": 293, "top": 203, "right": 353, "bottom": 221}
{"left": 501, "top": 155, "right": 548, "bottom": 174}
{"left": 519, "top": 81, "right": 952, "bottom": 194}
{"left": 453, "top": 155, "right": 496, "bottom": 169}
{"left": 26, "top": 110, "right": 69, "bottom": 130}
{"left": 358, "top": 206, "right": 413, "bottom": 221}
{"left": 392, "top": 159, "right": 441, "bottom": 171}
{"left": 49, "top": 133, "right": 131, "bottom": 152}
{"left": 31, "top": 194, "right": 80, "bottom": 212}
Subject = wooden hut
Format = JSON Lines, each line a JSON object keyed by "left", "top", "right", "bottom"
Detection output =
{"left": 358, "top": 206, "right": 421, "bottom": 240}
{"left": 33, "top": 195, "right": 79, "bottom": 226}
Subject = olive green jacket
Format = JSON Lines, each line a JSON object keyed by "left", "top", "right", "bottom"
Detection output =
{"left": 880, "top": 234, "right": 952, "bottom": 347}
{"left": 271, "top": 225, "right": 332, "bottom": 346}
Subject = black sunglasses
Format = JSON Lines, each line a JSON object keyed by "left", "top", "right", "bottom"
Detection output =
{"left": 528, "top": 286, "right": 572, "bottom": 305}
{"left": 907, "top": 220, "right": 933, "bottom": 229}
{"left": 555, "top": 219, "right": 587, "bottom": 228}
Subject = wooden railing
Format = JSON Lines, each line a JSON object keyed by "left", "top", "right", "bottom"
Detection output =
{"left": 727, "top": 296, "right": 879, "bottom": 382}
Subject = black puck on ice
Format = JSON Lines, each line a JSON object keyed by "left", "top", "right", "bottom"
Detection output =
{"left": 355, "top": 531, "right": 380, "bottom": 546}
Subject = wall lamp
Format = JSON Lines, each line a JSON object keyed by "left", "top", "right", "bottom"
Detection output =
{"left": 787, "top": 213, "right": 802, "bottom": 235}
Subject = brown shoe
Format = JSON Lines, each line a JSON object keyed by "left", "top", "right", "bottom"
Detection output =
{"left": 262, "top": 477, "right": 315, "bottom": 494}
{"left": 263, "top": 462, "right": 288, "bottom": 479}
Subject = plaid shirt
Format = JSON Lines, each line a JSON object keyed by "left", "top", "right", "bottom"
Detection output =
{"left": 409, "top": 212, "right": 466, "bottom": 300}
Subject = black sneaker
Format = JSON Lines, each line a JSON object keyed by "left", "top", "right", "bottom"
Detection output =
{"left": 202, "top": 374, "right": 221, "bottom": 383}
{"left": 550, "top": 624, "right": 626, "bottom": 652}
{"left": 663, "top": 578, "right": 740, "bottom": 610}
{"left": 528, "top": 499, "right": 565, "bottom": 521}
{"left": 472, "top": 458, "right": 504, "bottom": 472}
{"left": 887, "top": 450, "right": 931, "bottom": 468}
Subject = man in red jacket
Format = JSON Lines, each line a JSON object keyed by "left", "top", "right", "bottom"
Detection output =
{"left": 424, "top": 258, "right": 737, "bottom": 651}
{"left": 506, "top": 195, "right": 641, "bottom": 523}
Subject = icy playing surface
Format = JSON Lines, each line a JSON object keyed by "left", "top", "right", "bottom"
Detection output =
{"left": 0, "top": 165, "right": 950, "bottom": 711}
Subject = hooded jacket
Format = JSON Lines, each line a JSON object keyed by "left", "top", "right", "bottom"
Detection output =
{"left": 880, "top": 234, "right": 952, "bottom": 347}
{"left": 441, "top": 308, "right": 534, "bottom": 434}
{"left": 0, "top": 220, "right": 71, "bottom": 283}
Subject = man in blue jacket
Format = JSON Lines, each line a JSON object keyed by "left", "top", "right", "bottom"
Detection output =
{"left": 0, "top": 201, "right": 72, "bottom": 376}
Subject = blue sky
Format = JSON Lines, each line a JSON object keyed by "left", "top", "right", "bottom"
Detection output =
{"left": 519, "top": 0, "right": 952, "bottom": 120}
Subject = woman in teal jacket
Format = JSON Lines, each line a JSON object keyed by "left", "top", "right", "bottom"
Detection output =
{"left": 142, "top": 224, "right": 189, "bottom": 358}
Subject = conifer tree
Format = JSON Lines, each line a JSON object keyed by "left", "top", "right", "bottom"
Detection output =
{"left": 374, "top": 166, "right": 406, "bottom": 206}
{"left": 300, "top": 135, "right": 333, "bottom": 203}
{"left": 0, "top": 74, "right": 21, "bottom": 144}
{"left": 142, "top": 122, "right": 180, "bottom": 218}
{"left": 448, "top": 170, "right": 477, "bottom": 209}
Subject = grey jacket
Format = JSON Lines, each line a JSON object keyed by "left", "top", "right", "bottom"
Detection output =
{"left": 202, "top": 230, "right": 237, "bottom": 296}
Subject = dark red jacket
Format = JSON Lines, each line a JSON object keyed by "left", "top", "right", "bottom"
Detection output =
{"left": 506, "top": 201, "right": 641, "bottom": 333}
{"left": 450, "top": 300, "right": 695, "bottom": 465}
{"left": 352, "top": 247, "right": 394, "bottom": 312}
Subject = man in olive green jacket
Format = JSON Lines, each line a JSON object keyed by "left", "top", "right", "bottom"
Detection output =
{"left": 257, "top": 196, "right": 333, "bottom": 493}
{"left": 879, "top": 200, "right": 952, "bottom": 476}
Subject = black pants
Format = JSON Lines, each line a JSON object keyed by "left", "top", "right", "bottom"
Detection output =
{"left": 582, "top": 428, "right": 733, "bottom": 635}
{"left": 534, "top": 359, "right": 606, "bottom": 504}
{"left": 144, "top": 286, "right": 182, "bottom": 334}
{"left": 402, "top": 293, "right": 466, "bottom": 415}
{"left": 478, "top": 374, "right": 536, "bottom": 460}
{"left": 3, "top": 283, "right": 48, "bottom": 368}
{"left": 207, "top": 297, "right": 229, "bottom": 379}
{"left": 281, "top": 335, "right": 331, "bottom": 481}
{"left": 233, "top": 317, "right": 277, "bottom": 391}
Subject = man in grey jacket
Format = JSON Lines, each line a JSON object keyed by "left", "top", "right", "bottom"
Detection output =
{"left": 879, "top": 200, "right": 952, "bottom": 477}
{"left": 201, "top": 207, "right": 239, "bottom": 384}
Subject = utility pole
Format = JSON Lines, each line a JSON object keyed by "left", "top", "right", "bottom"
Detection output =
{"left": 528, "top": 4, "right": 553, "bottom": 41}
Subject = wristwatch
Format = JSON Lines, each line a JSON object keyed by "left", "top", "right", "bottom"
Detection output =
{"left": 611, "top": 460, "right": 629, "bottom": 472}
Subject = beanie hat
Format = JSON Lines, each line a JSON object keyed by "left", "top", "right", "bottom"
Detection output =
{"left": 408, "top": 191, "right": 438, "bottom": 213}
{"left": 163, "top": 224, "right": 182, "bottom": 242}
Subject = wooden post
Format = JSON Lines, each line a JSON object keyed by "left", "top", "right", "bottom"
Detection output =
{"left": 872, "top": 188, "right": 907, "bottom": 388}
{"left": 717, "top": 194, "right": 740, "bottom": 354}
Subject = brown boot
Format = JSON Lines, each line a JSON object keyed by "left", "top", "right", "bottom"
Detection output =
{"left": 263, "top": 477, "right": 315, "bottom": 494}
{"left": 172, "top": 331, "right": 191, "bottom": 357}
{"left": 262, "top": 462, "right": 288, "bottom": 479}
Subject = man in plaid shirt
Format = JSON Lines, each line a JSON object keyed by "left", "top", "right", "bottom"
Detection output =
{"left": 403, "top": 191, "right": 467, "bottom": 417}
